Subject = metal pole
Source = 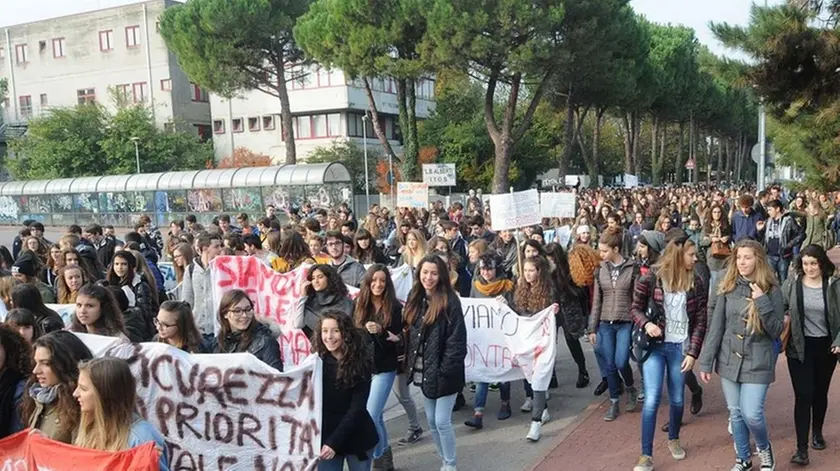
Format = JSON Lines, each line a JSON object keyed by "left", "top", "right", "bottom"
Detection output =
{"left": 758, "top": 100, "right": 766, "bottom": 190}
{"left": 362, "top": 114, "right": 370, "bottom": 210}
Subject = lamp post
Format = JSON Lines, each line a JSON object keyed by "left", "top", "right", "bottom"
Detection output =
{"left": 130, "top": 137, "right": 141, "bottom": 173}
{"left": 361, "top": 113, "right": 370, "bottom": 210}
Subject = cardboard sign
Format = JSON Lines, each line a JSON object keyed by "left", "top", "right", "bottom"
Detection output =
{"left": 624, "top": 174, "right": 638, "bottom": 188}
{"left": 396, "top": 182, "right": 429, "bottom": 208}
{"left": 489, "top": 189, "right": 541, "bottom": 230}
{"left": 422, "top": 163, "right": 456, "bottom": 187}
{"left": 76, "top": 334, "right": 323, "bottom": 471}
{"left": 460, "top": 298, "right": 557, "bottom": 390}
{"left": 539, "top": 192, "right": 576, "bottom": 219}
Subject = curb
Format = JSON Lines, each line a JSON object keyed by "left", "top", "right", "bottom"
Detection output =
{"left": 526, "top": 396, "right": 608, "bottom": 471}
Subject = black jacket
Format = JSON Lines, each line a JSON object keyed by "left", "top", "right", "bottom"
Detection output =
{"left": 37, "top": 310, "right": 65, "bottom": 334}
{"left": 302, "top": 292, "right": 355, "bottom": 337}
{"left": 364, "top": 303, "right": 404, "bottom": 374}
{"left": 216, "top": 322, "right": 283, "bottom": 371}
{"left": 320, "top": 354, "right": 378, "bottom": 460}
{"left": 758, "top": 213, "right": 803, "bottom": 260}
{"left": 123, "top": 306, "right": 154, "bottom": 343}
{"left": 407, "top": 292, "right": 467, "bottom": 399}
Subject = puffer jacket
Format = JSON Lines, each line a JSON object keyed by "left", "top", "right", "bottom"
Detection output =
{"left": 631, "top": 271, "right": 708, "bottom": 359}
{"left": 698, "top": 278, "right": 785, "bottom": 384}
{"left": 216, "top": 322, "right": 283, "bottom": 372}
{"left": 180, "top": 260, "right": 214, "bottom": 336}
{"left": 406, "top": 292, "right": 467, "bottom": 399}
{"left": 588, "top": 258, "right": 639, "bottom": 333}
{"left": 781, "top": 274, "right": 840, "bottom": 363}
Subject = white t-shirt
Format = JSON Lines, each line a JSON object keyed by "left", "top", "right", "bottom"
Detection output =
{"left": 663, "top": 290, "right": 689, "bottom": 345}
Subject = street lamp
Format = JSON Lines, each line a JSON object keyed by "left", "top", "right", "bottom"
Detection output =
{"left": 129, "top": 137, "right": 141, "bottom": 174}
{"left": 361, "top": 113, "right": 370, "bottom": 210}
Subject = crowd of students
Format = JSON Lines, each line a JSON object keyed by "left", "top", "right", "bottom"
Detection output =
{"left": 0, "top": 183, "right": 838, "bottom": 471}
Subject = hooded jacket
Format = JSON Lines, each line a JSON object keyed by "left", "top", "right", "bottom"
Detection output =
{"left": 758, "top": 213, "right": 803, "bottom": 260}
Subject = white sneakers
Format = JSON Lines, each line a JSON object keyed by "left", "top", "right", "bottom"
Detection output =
{"left": 542, "top": 408, "right": 550, "bottom": 423}
{"left": 526, "top": 421, "right": 542, "bottom": 442}
{"left": 521, "top": 398, "right": 533, "bottom": 412}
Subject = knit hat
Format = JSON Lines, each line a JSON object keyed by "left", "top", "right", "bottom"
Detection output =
{"left": 664, "top": 228, "right": 689, "bottom": 246}
{"left": 640, "top": 230, "right": 665, "bottom": 254}
{"left": 113, "top": 250, "right": 137, "bottom": 269}
{"left": 12, "top": 256, "right": 36, "bottom": 278}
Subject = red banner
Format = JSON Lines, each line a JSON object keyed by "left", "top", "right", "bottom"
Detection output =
{"left": 0, "top": 430, "right": 160, "bottom": 470}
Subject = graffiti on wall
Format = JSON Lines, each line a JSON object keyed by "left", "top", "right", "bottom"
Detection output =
{"left": 0, "top": 196, "right": 20, "bottom": 223}
{"left": 99, "top": 193, "right": 129, "bottom": 213}
{"left": 187, "top": 189, "right": 222, "bottom": 213}
{"left": 74, "top": 193, "right": 98, "bottom": 213}
{"left": 223, "top": 188, "right": 262, "bottom": 212}
{"left": 53, "top": 195, "right": 73, "bottom": 213}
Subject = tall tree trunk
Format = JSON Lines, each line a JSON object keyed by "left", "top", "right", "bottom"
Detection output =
{"left": 593, "top": 108, "right": 606, "bottom": 179}
{"left": 560, "top": 87, "right": 575, "bottom": 182}
{"left": 631, "top": 112, "right": 641, "bottom": 174}
{"left": 716, "top": 136, "right": 723, "bottom": 183}
{"left": 621, "top": 113, "right": 633, "bottom": 174}
{"left": 676, "top": 121, "right": 685, "bottom": 184}
{"left": 688, "top": 112, "right": 695, "bottom": 183}
{"left": 574, "top": 107, "right": 595, "bottom": 187}
{"left": 404, "top": 78, "right": 419, "bottom": 181}
{"left": 660, "top": 123, "right": 667, "bottom": 183}
{"left": 364, "top": 78, "right": 399, "bottom": 161}
{"left": 276, "top": 64, "right": 296, "bottom": 164}
{"left": 736, "top": 133, "right": 745, "bottom": 181}
{"left": 724, "top": 138, "right": 732, "bottom": 183}
{"left": 650, "top": 116, "right": 659, "bottom": 184}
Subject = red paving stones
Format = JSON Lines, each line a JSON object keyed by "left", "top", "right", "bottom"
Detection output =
{"left": 531, "top": 356, "right": 840, "bottom": 471}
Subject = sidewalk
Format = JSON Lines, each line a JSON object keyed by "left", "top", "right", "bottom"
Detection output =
{"left": 531, "top": 356, "right": 840, "bottom": 471}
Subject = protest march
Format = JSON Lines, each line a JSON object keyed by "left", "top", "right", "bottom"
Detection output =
{"left": 0, "top": 179, "right": 839, "bottom": 471}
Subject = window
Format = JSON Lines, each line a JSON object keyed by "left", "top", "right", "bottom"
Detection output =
{"left": 313, "top": 114, "right": 327, "bottom": 137}
{"left": 52, "top": 38, "right": 66, "bottom": 58}
{"left": 99, "top": 30, "right": 114, "bottom": 51}
{"left": 0, "top": 47, "right": 5, "bottom": 60}
{"left": 327, "top": 113, "right": 341, "bottom": 137}
{"left": 232, "top": 118, "right": 243, "bottom": 133}
{"left": 15, "top": 44, "right": 28, "bottom": 64}
{"left": 160, "top": 79, "right": 171, "bottom": 91}
{"left": 19, "top": 96, "right": 32, "bottom": 118}
{"left": 77, "top": 88, "right": 96, "bottom": 105}
{"left": 2, "top": 98, "right": 9, "bottom": 109}
{"left": 262, "top": 115, "right": 275, "bottom": 130}
{"left": 348, "top": 113, "right": 376, "bottom": 138}
{"left": 295, "top": 116, "right": 311, "bottom": 139}
{"left": 317, "top": 67, "right": 331, "bottom": 87}
{"left": 195, "top": 124, "right": 212, "bottom": 142}
{"left": 114, "top": 84, "right": 130, "bottom": 102}
{"left": 38, "top": 40, "right": 46, "bottom": 52}
{"left": 125, "top": 26, "right": 140, "bottom": 47}
{"left": 213, "top": 119, "right": 225, "bottom": 134}
{"left": 155, "top": 21, "right": 161, "bottom": 33}
{"left": 132, "top": 82, "right": 147, "bottom": 103}
{"left": 39, "top": 94, "right": 48, "bottom": 107}
{"left": 248, "top": 117, "right": 260, "bottom": 132}
{"left": 190, "top": 83, "right": 208, "bottom": 102}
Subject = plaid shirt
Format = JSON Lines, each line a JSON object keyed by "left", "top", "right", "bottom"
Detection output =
{"left": 631, "top": 271, "right": 708, "bottom": 359}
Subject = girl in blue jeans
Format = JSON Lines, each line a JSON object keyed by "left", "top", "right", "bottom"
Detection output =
{"left": 699, "top": 240, "right": 785, "bottom": 471}
{"left": 354, "top": 264, "right": 404, "bottom": 470}
{"left": 630, "top": 233, "right": 708, "bottom": 471}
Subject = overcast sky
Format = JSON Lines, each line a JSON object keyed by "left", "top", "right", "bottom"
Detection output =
{"left": 3, "top": 0, "right": 783, "bottom": 58}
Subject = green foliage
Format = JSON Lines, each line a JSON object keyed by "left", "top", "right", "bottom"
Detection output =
{"left": 9, "top": 104, "right": 212, "bottom": 180}
{"left": 306, "top": 140, "right": 380, "bottom": 193}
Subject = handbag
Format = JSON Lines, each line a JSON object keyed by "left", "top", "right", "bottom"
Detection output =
{"left": 711, "top": 240, "right": 731, "bottom": 259}
{"left": 631, "top": 278, "right": 664, "bottom": 363}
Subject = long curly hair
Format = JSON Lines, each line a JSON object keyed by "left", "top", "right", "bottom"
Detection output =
{"left": 0, "top": 324, "right": 33, "bottom": 377}
{"left": 310, "top": 310, "right": 373, "bottom": 389}
{"left": 513, "top": 256, "right": 554, "bottom": 314}
{"left": 717, "top": 239, "right": 778, "bottom": 335}
{"left": 568, "top": 244, "right": 602, "bottom": 287}
{"left": 20, "top": 331, "right": 93, "bottom": 441}
{"left": 305, "top": 264, "right": 349, "bottom": 298}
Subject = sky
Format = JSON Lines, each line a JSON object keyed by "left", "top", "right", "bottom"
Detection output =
{"left": 3, "top": 0, "right": 784, "bottom": 58}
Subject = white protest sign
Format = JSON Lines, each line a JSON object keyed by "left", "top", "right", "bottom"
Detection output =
{"left": 396, "top": 182, "right": 429, "bottom": 208}
{"left": 488, "top": 189, "right": 541, "bottom": 231}
{"left": 539, "top": 192, "right": 576, "bottom": 219}
{"left": 624, "top": 173, "right": 638, "bottom": 188}
{"left": 461, "top": 298, "right": 557, "bottom": 390}
{"left": 422, "top": 163, "right": 456, "bottom": 187}
{"left": 47, "top": 304, "right": 75, "bottom": 327}
{"left": 75, "top": 333, "right": 323, "bottom": 471}
{"left": 159, "top": 261, "right": 178, "bottom": 292}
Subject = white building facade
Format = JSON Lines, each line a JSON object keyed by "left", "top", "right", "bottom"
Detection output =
{"left": 0, "top": 0, "right": 212, "bottom": 139}
{"left": 210, "top": 70, "right": 436, "bottom": 162}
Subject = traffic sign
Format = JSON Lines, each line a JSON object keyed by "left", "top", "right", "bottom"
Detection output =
{"left": 751, "top": 143, "right": 775, "bottom": 165}
{"left": 685, "top": 158, "right": 695, "bottom": 170}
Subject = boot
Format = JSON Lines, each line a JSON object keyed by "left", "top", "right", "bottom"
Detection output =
{"left": 381, "top": 446, "right": 395, "bottom": 471}
{"left": 372, "top": 454, "right": 385, "bottom": 471}
{"left": 576, "top": 370, "right": 590, "bottom": 389}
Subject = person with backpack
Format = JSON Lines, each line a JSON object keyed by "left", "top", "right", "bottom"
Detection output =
{"left": 630, "top": 233, "right": 708, "bottom": 471}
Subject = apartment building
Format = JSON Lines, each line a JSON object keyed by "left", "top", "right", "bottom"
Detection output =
{"left": 210, "top": 68, "right": 436, "bottom": 162}
{"left": 0, "top": 0, "right": 212, "bottom": 139}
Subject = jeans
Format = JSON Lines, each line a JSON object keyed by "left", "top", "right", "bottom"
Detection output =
{"left": 423, "top": 393, "right": 458, "bottom": 467}
{"left": 392, "top": 372, "right": 421, "bottom": 431}
{"left": 720, "top": 377, "right": 771, "bottom": 461}
{"left": 474, "top": 382, "right": 511, "bottom": 412}
{"left": 768, "top": 254, "right": 789, "bottom": 284}
{"left": 788, "top": 336, "right": 837, "bottom": 451}
{"left": 367, "top": 370, "right": 396, "bottom": 458}
{"left": 640, "top": 342, "right": 685, "bottom": 456}
{"left": 596, "top": 321, "right": 633, "bottom": 399}
{"left": 318, "top": 451, "right": 372, "bottom": 471}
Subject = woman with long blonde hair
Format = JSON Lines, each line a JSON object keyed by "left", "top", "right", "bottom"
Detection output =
{"left": 698, "top": 239, "right": 784, "bottom": 471}
{"left": 630, "top": 235, "right": 707, "bottom": 471}
{"left": 73, "top": 357, "right": 168, "bottom": 470}
{"left": 398, "top": 229, "right": 427, "bottom": 269}
{"left": 56, "top": 265, "right": 89, "bottom": 305}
